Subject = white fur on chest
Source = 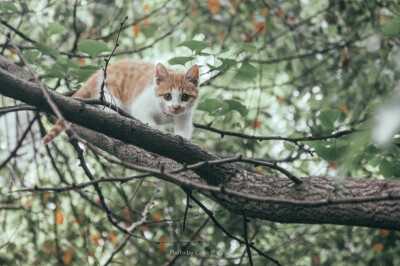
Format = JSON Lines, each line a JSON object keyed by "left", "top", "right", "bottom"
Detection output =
{"left": 127, "top": 84, "right": 195, "bottom": 139}
{"left": 129, "top": 84, "right": 166, "bottom": 124}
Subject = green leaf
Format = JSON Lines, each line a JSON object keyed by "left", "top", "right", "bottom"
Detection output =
{"left": 67, "top": 59, "right": 80, "bottom": 69}
{"left": 379, "top": 159, "right": 394, "bottom": 178}
{"left": 368, "top": 157, "right": 381, "bottom": 168}
{"left": 78, "top": 40, "right": 110, "bottom": 59}
{"left": 315, "top": 145, "right": 348, "bottom": 162}
{"left": 394, "top": 165, "right": 400, "bottom": 178}
{"left": 168, "top": 56, "right": 194, "bottom": 66}
{"left": 34, "top": 43, "right": 60, "bottom": 57}
{"left": 207, "top": 64, "right": 218, "bottom": 70}
{"left": 197, "top": 99, "right": 223, "bottom": 113}
{"left": 213, "top": 57, "right": 237, "bottom": 70}
{"left": 241, "top": 43, "right": 257, "bottom": 54}
{"left": 76, "top": 70, "right": 96, "bottom": 83}
{"left": 48, "top": 22, "right": 67, "bottom": 36}
{"left": 234, "top": 62, "right": 257, "bottom": 80}
{"left": 218, "top": 47, "right": 230, "bottom": 54}
{"left": 344, "top": 6, "right": 359, "bottom": 25}
{"left": 382, "top": 16, "right": 400, "bottom": 37}
{"left": 218, "top": 58, "right": 237, "bottom": 67}
{"left": 0, "top": 2, "right": 19, "bottom": 12}
{"left": 56, "top": 56, "right": 68, "bottom": 65}
{"left": 70, "top": 65, "right": 99, "bottom": 83}
{"left": 284, "top": 142, "right": 296, "bottom": 152}
{"left": 221, "top": 100, "right": 249, "bottom": 117}
{"left": 79, "top": 65, "right": 100, "bottom": 70}
{"left": 220, "top": 101, "right": 231, "bottom": 115}
{"left": 178, "top": 40, "right": 209, "bottom": 53}
{"left": 42, "top": 56, "right": 69, "bottom": 79}
{"left": 364, "top": 102, "right": 379, "bottom": 114}
{"left": 305, "top": 140, "right": 348, "bottom": 162}
{"left": 23, "top": 50, "right": 39, "bottom": 64}
{"left": 318, "top": 109, "right": 341, "bottom": 130}
{"left": 197, "top": 52, "right": 212, "bottom": 56}
{"left": 42, "top": 70, "right": 65, "bottom": 79}
{"left": 363, "top": 144, "right": 380, "bottom": 155}
{"left": 207, "top": 58, "right": 237, "bottom": 71}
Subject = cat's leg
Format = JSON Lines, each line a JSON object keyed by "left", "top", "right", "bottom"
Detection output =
{"left": 173, "top": 114, "right": 193, "bottom": 139}
{"left": 132, "top": 110, "right": 159, "bottom": 129}
{"left": 141, "top": 116, "right": 158, "bottom": 128}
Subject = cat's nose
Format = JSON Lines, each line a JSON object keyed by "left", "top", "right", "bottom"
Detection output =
{"left": 172, "top": 105, "right": 180, "bottom": 111}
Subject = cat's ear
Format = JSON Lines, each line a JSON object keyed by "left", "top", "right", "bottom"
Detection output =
{"left": 185, "top": 64, "right": 199, "bottom": 87}
{"left": 155, "top": 63, "right": 169, "bottom": 85}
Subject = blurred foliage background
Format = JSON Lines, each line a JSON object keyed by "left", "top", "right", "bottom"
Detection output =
{"left": 1, "top": 0, "right": 400, "bottom": 265}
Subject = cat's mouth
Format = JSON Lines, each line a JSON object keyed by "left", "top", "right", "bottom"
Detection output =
{"left": 167, "top": 108, "right": 184, "bottom": 115}
{"left": 163, "top": 109, "right": 183, "bottom": 117}
{"left": 162, "top": 111, "right": 173, "bottom": 117}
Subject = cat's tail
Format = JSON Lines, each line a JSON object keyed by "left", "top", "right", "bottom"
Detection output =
{"left": 42, "top": 72, "right": 101, "bottom": 145}
{"left": 42, "top": 119, "right": 65, "bottom": 145}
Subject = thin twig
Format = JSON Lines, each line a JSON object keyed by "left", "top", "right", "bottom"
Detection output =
{"left": 69, "top": 140, "right": 199, "bottom": 245}
{"left": 182, "top": 190, "right": 191, "bottom": 232}
{"left": 250, "top": 40, "right": 358, "bottom": 65}
{"left": 104, "top": 191, "right": 156, "bottom": 265}
{"left": 243, "top": 216, "right": 253, "bottom": 266}
{"left": 70, "top": 139, "right": 133, "bottom": 235}
{"left": 99, "top": 16, "right": 128, "bottom": 103}
{"left": 104, "top": 234, "right": 131, "bottom": 265}
{"left": 69, "top": 0, "right": 81, "bottom": 54}
{"left": 0, "top": 114, "right": 38, "bottom": 169}
{"left": 0, "top": 104, "right": 37, "bottom": 116}
{"left": 107, "top": 7, "right": 190, "bottom": 57}
{"left": 189, "top": 194, "right": 281, "bottom": 265}
{"left": 0, "top": 205, "right": 24, "bottom": 210}
{"left": 96, "top": 2, "right": 168, "bottom": 41}
{"left": 163, "top": 217, "right": 210, "bottom": 266}
{"left": 194, "top": 123, "right": 355, "bottom": 142}
{"left": 0, "top": 19, "right": 36, "bottom": 44}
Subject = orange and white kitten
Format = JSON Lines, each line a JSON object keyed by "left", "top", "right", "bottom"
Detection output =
{"left": 42, "top": 60, "right": 199, "bottom": 144}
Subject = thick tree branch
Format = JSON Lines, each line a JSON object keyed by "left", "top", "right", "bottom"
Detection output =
{"left": 193, "top": 122, "right": 355, "bottom": 142}
{"left": 1, "top": 56, "right": 400, "bottom": 231}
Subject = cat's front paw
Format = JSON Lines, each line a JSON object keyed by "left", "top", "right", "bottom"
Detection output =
{"left": 174, "top": 130, "right": 192, "bottom": 140}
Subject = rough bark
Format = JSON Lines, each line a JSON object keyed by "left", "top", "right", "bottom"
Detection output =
{"left": 1, "top": 55, "right": 400, "bottom": 231}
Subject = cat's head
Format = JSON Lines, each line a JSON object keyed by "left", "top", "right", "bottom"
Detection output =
{"left": 154, "top": 63, "right": 199, "bottom": 116}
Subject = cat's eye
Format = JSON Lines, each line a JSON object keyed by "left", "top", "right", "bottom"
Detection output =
{"left": 181, "top": 94, "right": 190, "bottom": 101}
{"left": 164, "top": 93, "right": 172, "bottom": 101}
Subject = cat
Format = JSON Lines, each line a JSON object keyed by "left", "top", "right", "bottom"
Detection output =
{"left": 42, "top": 60, "right": 200, "bottom": 144}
